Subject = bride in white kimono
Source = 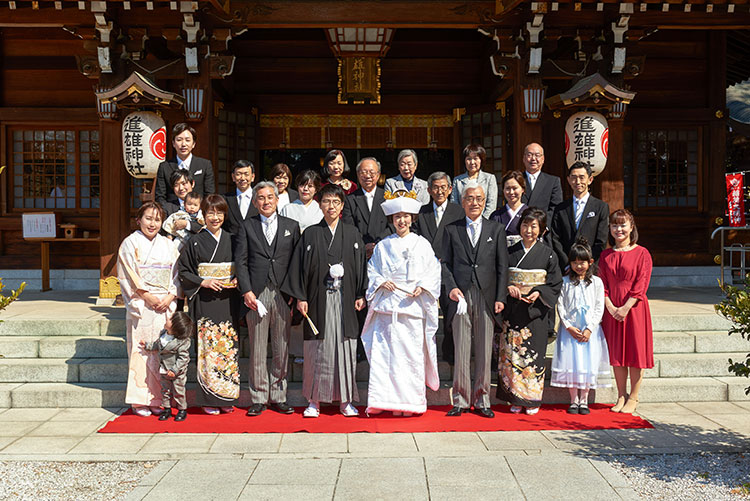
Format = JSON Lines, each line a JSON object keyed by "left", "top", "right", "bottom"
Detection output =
{"left": 361, "top": 192, "right": 442, "bottom": 416}
{"left": 117, "top": 202, "right": 180, "bottom": 417}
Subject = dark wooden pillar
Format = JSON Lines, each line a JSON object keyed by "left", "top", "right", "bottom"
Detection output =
{"left": 599, "top": 119, "right": 624, "bottom": 211}
{"left": 511, "top": 62, "right": 543, "bottom": 171}
{"left": 98, "top": 118, "right": 131, "bottom": 284}
{"left": 707, "top": 31, "right": 727, "bottom": 217}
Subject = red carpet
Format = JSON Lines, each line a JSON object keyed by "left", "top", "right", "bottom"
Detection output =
{"left": 98, "top": 404, "right": 652, "bottom": 434}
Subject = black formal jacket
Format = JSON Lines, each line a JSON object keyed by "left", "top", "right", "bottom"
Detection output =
{"left": 441, "top": 217, "right": 510, "bottom": 327}
{"left": 234, "top": 214, "right": 301, "bottom": 306}
{"left": 522, "top": 171, "right": 563, "bottom": 224}
{"left": 413, "top": 201, "right": 465, "bottom": 260}
{"left": 551, "top": 195, "right": 610, "bottom": 269}
{"left": 222, "top": 191, "right": 259, "bottom": 236}
{"left": 341, "top": 186, "right": 393, "bottom": 244}
{"left": 155, "top": 156, "right": 216, "bottom": 206}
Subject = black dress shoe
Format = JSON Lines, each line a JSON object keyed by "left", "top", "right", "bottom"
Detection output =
{"left": 271, "top": 402, "right": 294, "bottom": 414}
{"left": 474, "top": 407, "right": 495, "bottom": 418}
{"left": 446, "top": 406, "right": 464, "bottom": 417}
{"left": 174, "top": 410, "right": 187, "bottom": 421}
{"left": 246, "top": 404, "right": 266, "bottom": 417}
{"left": 567, "top": 403, "right": 579, "bottom": 414}
{"left": 158, "top": 408, "right": 171, "bottom": 421}
{"left": 578, "top": 404, "right": 590, "bottom": 416}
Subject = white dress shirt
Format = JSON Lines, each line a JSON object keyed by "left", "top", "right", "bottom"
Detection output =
{"left": 433, "top": 201, "right": 448, "bottom": 226}
{"left": 465, "top": 216, "right": 482, "bottom": 247}
{"left": 574, "top": 192, "right": 590, "bottom": 229}
{"left": 363, "top": 186, "right": 376, "bottom": 212}
{"left": 237, "top": 188, "right": 252, "bottom": 219}
{"left": 260, "top": 213, "right": 278, "bottom": 245}
{"left": 178, "top": 154, "right": 193, "bottom": 172}
{"left": 526, "top": 170, "right": 540, "bottom": 191}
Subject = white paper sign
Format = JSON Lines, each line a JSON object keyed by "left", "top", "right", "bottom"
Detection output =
{"left": 564, "top": 111, "right": 609, "bottom": 176}
{"left": 122, "top": 111, "right": 167, "bottom": 179}
{"left": 22, "top": 213, "right": 56, "bottom": 239}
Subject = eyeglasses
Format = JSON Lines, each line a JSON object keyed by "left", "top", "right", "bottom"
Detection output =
{"left": 430, "top": 185, "right": 450, "bottom": 192}
{"left": 320, "top": 199, "right": 342, "bottom": 207}
{"left": 525, "top": 153, "right": 544, "bottom": 159}
{"left": 464, "top": 196, "right": 486, "bottom": 204}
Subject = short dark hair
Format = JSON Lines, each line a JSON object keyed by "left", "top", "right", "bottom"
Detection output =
{"left": 322, "top": 149, "right": 350, "bottom": 178}
{"left": 185, "top": 191, "right": 202, "bottom": 204}
{"left": 232, "top": 159, "right": 255, "bottom": 174}
{"left": 270, "top": 163, "right": 293, "bottom": 183}
{"left": 169, "top": 169, "right": 194, "bottom": 188}
{"left": 520, "top": 206, "right": 547, "bottom": 234}
{"left": 136, "top": 201, "right": 165, "bottom": 222}
{"left": 568, "top": 236, "right": 595, "bottom": 285}
{"left": 608, "top": 209, "right": 639, "bottom": 246}
{"left": 169, "top": 311, "right": 195, "bottom": 340}
{"left": 172, "top": 123, "right": 196, "bottom": 142}
{"left": 200, "top": 193, "right": 228, "bottom": 216}
{"left": 568, "top": 161, "right": 593, "bottom": 177}
{"left": 295, "top": 169, "right": 322, "bottom": 192}
{"left": 318, "top": 183, "right": 346, "bottom": 203}
{"left": 501, "top": 170, "right": 526, "bottom": 192}
{"left": 462, "top": 143, "right": 486, "bottom": 164}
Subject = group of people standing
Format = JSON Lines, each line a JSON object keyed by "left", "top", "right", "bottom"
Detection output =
{"left": 117, "top": 122, "right": 653, "bottom": 422}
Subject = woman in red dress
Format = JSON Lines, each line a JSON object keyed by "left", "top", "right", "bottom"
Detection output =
{"left": 599, "top": 209, "right": 653, "bottom": 414}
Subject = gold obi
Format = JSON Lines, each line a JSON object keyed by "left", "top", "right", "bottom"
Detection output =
{"left": 198, "top": 262, "right": 235, "bottom": 287}
{"left": 508, "top": 267, "right": 546, "bottom": 295}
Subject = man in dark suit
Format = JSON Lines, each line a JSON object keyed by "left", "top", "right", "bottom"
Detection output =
{"left": 222, "top": 159, "right": 258, "bottom": 235}
{"left": 413, "top": 171, "right": 465, "bottom": 365}
{"left": 441, "top": 183, "right": 509, "bottom": 418}
{"left": 551, "top": 161, "right": 610, "bottom": 271}
{"left": 341, "top": 157, "right": 392, "bottom": 258}
{"left": 235, "top": 181, "right": 301, "bottom": 417}
{"left": 155, "top": 123, "right": 215, "bottom": 206}
{"left": 521, "top": 142, "right": 563, "bottom": 226}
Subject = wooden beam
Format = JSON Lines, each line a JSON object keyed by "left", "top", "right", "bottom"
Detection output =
{"left": 0, "top": 107, "right": 98, "bottom": 122}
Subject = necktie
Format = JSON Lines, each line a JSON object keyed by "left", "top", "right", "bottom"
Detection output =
{"left": 178, "top": 160, "right": 188, "bottom": 171}
{"left": 470, "top": 222, "right": 479, "bottom": 247}
{"left": 528, "top": 174, "right": 536, "bottom": 192}
{"left": 239, "top": 195, "right": 250, "bottom": 219}
{"left": 264, "top": 219, "right": 275, "bottom": 245}
{"left": 366, "top": 193, "right": 374, "bottom": 212}
{"left": 575, "top": 200, "right": 584, "bottom": 229}
{"left": 435, "top": 205, "right": 444, "bottom": 226}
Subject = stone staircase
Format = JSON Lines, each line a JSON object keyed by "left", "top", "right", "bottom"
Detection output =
{"left": 0, "top": 304, "right": 748, "bottom": 408}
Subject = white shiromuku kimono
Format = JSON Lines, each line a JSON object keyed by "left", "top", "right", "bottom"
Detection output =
{"left": 117, "top": 230, "right": 180, "bottom": 407}
{"left": 361, "top": 232, "right": 442, "bottom": 414}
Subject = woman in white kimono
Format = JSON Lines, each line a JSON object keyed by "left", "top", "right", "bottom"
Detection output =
{"left": 117, "top": 202, "right": 180, "bottom": 417}
{"left": 361, "top": 191, "right": 442, "bottom": 416}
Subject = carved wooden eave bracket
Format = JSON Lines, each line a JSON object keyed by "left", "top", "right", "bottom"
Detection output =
{"left": 545, "top": 72, "right": 635, "bottom": 110}
{"left": 96, "top": 71, "right": 185, "bottom": 109}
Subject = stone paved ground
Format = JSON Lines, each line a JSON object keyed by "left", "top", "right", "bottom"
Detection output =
{"left": 0, "top": 402, "right": 748, "bottom": 500}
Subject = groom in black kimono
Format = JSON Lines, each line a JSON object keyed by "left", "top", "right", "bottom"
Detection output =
{"left": 235, "top": 181, "right": 300, "bottom": 416}
{"left": 441, "top": 183, "right": 509, "bottom": 418}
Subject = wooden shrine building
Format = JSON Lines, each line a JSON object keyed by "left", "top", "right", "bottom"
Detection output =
{"left": 0, "top": 0, "right": 749, "bottom": 294}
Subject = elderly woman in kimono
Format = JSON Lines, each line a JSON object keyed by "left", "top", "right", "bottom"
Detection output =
{"left": 117, "top": 201, "right": 180, "bottom": 417}
{"left": 361, "top": 191, "right": 442, "bottom": 416}
{"left": 497, "top": 207, "right": 562, "bottom": 415}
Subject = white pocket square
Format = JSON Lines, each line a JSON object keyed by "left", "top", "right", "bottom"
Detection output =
{"left": 586, "top": 211, "right": 596, "bottom": 218}
{"left": 487, "top": 237, "right": 493, "bottom": 242}
{"left": 284, "top": 229, "right": 291, "bottom": 237}
{"left": 194, "top": 169, "right": 203, "bottom": 175}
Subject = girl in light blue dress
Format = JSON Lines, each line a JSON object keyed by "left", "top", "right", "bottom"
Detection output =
{"left": 550, "top": 238, "right": 611, "bottom": 415}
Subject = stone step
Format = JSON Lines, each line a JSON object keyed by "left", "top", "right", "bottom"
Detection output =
{"left": 3, "top": 376, "right": 749, "bottom": 408}
{"left": 0, "top": 319, "right": 125, "bottom": 337}
{"left": 656, "top": 353, "right": 750, "bottom": 378}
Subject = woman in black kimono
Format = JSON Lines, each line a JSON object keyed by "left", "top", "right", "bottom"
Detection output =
{"left": 282, "top": 183, "right": 367, "bottom": 418}
{"left": 497, "top": 207, "right": 562, "bottom": 415}
{"left": 178, "top": 194, "right": 241, "bottom": 415}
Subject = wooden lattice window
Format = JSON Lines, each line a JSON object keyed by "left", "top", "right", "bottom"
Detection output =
{"left": 635, "top": 128, "right": 700, "bottom": 208}
{"left": 217, "top": 109, "right": 257, "bottom": 193}
{"left": 10, "top": 127, "right": 100, "bottom": 211}
{"left": 460, "top": 109, "right": 504, "bottom": 179}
